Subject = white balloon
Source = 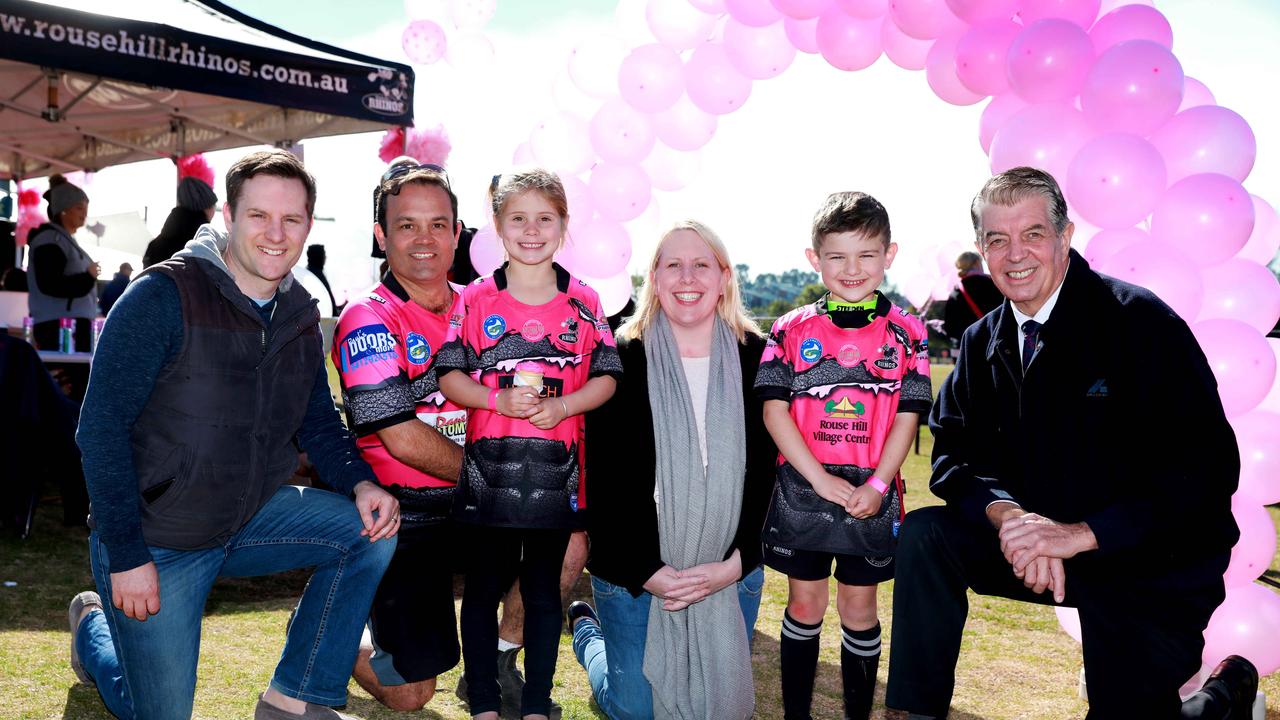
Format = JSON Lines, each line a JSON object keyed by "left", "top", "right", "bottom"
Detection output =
{"left": 445, "top": 32, "right": 494, "bottom": 71}
{"left": 569, "top": 36, "right": 628, "bottom": 99}
{"left": 553, "top": 73, "right": 605, "bottom": 119}
{"left": 616, "top": 0, "right": 659, "bottom": 47}
{"left": 646, "top": 0, "right": 719, "bottom": 50}
{"left": 449, "top": 0, "right": 496, "bottom": 30}
{"left": 404, "top": 0, "right": 449, "bottom": 21}
{"left": 530, "top": 112, "right": 595, "bottom": 176}
{"left": 642, "top": 143, "right": 702, "bottom": 191}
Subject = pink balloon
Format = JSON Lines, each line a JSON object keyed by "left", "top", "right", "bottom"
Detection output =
{"left": 647, "top": 0, "right": 719, "bottom": 51}
{"left": 978, "top": 93, "right": 1028, "bottom": 153}
{"left": 946, "top": 0, "right": 1017, "bottom": 24}
{"left": 512, "top": 142, "right": 533, "bottom": 165}
{"left": 1150, "top": 174, "right": 1254, "bottom": 267}
{"left": 589, "top": 163, "right": 653, "bottom": 222}
{"left": 401, "top": 20, "right": 448, "bottom": 65}
{"left": 683, "top": 43, "right": 754, "bottom": 115}
{"left": 837, "top": 0, "right": 889, "bottom": 18}
{"left": 927, "top": 32, "right": 986, "bottom": 105}
{"left": 1202, "top": 582, "right": 1280, "bottom": 676}
{"left": 1237, "top": 195, "right": 1280, "bottom": 265}
{"left": 561, "top": 175, "right": 592, "bottom": 221}
{"left": 725, "top": 0, "right": 783, "bottom": 26}
{"left": 1088, "top": 4, "right": 1171, "bottom": 52}
{"left": 771, "top": 0, "right": 832, "bottom": 20}
{"left": 1197, "top": 260, "right": 1280, "bottom": 335}
{"left": 1082, "top": 226, "right": 1146, "bottom": 267}
{"left": 470, "top": 224, "right": 503, "bottom": 275}
{"left": 572, "top": 217, "right": 633, "bottom": 277}
{"left": 1065, "top": 133, "right": 1166, "bottom": 229}
{"left": 955, "top": 20, "right": 1021, "bottom": 96}
{"left": 690, "top": 0, "right": 728, "bottom": 11}
{"left": 1178, "top": 77, "right": 1216, "bottom": 113}
{"left": 784, "top": 16, "right": 822, "bottom": 53}
{"left": 1262, "top": 339, "right": 1280, "bottom": 415}
{"left": 1055, "top": 606, "right": 1082, "bottom": 643}
{"left": 1148, "top": 106, "right": 1256, "bottom": 184}
{"left": 1006, "top": 19, "right": 1095, "bottom": 103}
{"left": 1231, "top": 411, "right": 1280, "bottom": 506}
{"left": 653, "top": 95, "right": 719, "bottom": 151}
{"left": 724, "top": 18, "right": 798, "bottom": 79}
{"left": 1224, "top": 500, "right": 1277, "bottom": 589}
{"left": 889, "top": 0, "right": 964, "bottom": 40}
{"left": 1099, "top": 241, "right": 1202, "bottom": 320}
{"left": 1191, "top": 319, "right": 1278, "bottom": 418}
{"left": 816, "top": 10, "right": 884, "bottom": 71}
{"left": 1098, "top": 0, "right": 1151, "bottom": 13}
{"left": 880, "top": 14, "right": 933, "bottom": 70}
{"left": 529, "top": 112, "right": 593, "bottom": 175}
{"left": 618, "top": 44, "right": 686, "bottom": 114}
{"left": 643, "top": 143, "right": 702, "bottom": 191}
{"left": 580, "top": 271, "right": 636, "bottom": 317}
{"left": 590, "top": 99, "right": 656, "bottom": 165}
{"left": 989, "top": 102, "right": 1092, "bottom": 183}
{"left": 1080, "top": 40, "right": 1184, "bottom": 135}
{"left": 1017, "top": 0, "right": 1100, "bottom": 28}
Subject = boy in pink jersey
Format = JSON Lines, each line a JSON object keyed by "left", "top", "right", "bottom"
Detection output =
{"left": 437, "top": 169, "right": 620, "bottom": 720}
{"left": 332, "top": 165, "right": 468, "bottom": 711}
{"left": 755, "top": 192, "right": 931, "bottom": 720}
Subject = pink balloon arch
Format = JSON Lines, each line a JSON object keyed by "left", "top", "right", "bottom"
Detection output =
{"left": 399, "top": 0, "right": 1280, "bottom": 682}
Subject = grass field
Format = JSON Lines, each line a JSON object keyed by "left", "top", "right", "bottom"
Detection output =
{"left": 3, "top": 366, "right": 1278, "bottom": 719}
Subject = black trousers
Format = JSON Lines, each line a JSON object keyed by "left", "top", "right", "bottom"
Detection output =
{"left": 459, "top": 525, "right": 571, "bottom": 716}
{"left": 886, "top": 506, "right": 1227, "bottom": 720}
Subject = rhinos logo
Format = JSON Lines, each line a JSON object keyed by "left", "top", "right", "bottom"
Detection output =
{"left": 340, "top": 324, "right": 397, "bottom": 372}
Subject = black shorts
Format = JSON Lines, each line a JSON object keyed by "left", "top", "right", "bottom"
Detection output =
{"left": 762, "top": 542, "right": 895, "bottom": 586}
{"left": 367, "top": 523, "right": 460, "bottom": 685}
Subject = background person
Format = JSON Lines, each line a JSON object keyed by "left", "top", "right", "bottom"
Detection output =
{"left": 941, "top": 250, "right": 1003, "bottom": 345}
{"left": 27, "top": 174, "right": 98, "bottom": 351}
{"left": 98, "top": 263, "right": 133, "bottom": 316}
{"left": 142, "top": 176, "right": 217, "bottom": 268}
{"left": 571, "top": 220, "right": 775, "bottom": 720}
{"left": 885, "top": 166, "right": 1257, "bottom": 720}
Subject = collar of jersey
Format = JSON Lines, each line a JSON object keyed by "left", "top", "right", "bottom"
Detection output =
{"left": 815, "top": 291, "right": 890, "bottom": 330}
{"left": 493, "top": 261, "right": 572, "bottom": 293}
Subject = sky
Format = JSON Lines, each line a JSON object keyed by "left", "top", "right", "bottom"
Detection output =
{"left": 38, "top": 0, "right": 1280, "bottom": 306}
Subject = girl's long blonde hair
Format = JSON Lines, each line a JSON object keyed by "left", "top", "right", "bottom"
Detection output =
{"left": 618, "top": 219, "right": 763, "bottom": 342}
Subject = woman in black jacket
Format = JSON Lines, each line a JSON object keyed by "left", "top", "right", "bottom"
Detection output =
{"left": 571, "top": 220, "right": 776, "bottom": 720}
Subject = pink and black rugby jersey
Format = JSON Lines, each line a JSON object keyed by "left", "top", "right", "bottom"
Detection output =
{"left": 754, "top": 292, "right": 931, "bottom": 555}
{"left": 332, "top": 273, "right": 467, "bottom": 525}
{"left": 435, "top": 263, "right": 623, "bottom": 529}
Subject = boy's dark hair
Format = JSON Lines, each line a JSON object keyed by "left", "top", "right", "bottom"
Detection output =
{"left": 811, "top": 191, "right": 891, "bottom": 251}
{"left": 225, "top": 149, "right": 316, "bottom": 217}
{"left": 377, "top": 166, "right": 457, "bottom": 233}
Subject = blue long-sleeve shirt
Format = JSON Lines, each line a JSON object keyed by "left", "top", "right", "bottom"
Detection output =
{"left": 77, "top": 272, "right": 374, "bottom": 573}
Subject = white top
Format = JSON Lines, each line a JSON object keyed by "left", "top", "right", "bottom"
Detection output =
{"left": 1010, "top": 273, "right": 1066, "bottom": 352}
{"left": 656, "top": 355, "right": 712, "bottom": 507}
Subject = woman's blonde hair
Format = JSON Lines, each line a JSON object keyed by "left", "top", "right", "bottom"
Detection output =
{"left": 618, "top": 219, "right": 763, "bottom": 342}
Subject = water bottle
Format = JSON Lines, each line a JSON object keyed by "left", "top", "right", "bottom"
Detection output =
{"left": 92, "top": 317, "right": 106, "bottom": 352}
{"left": 59, "top": 317, "right": 75, "bottom": 353}
{"left": 21, "top": 316, "right": 34, "bottom": 346}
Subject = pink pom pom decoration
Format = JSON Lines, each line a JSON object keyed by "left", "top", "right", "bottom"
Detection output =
{"left": 177, "top": 154, "right": 215, "bottom": 187}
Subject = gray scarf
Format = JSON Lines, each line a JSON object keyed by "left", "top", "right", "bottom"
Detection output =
{"left": 641, "top": 311, "right": 754, "bottom": 719}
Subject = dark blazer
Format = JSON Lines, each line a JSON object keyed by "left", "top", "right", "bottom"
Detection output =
{"left": 585, "top": 330, "right": 778, "bottom": 597}
{"left": 930, "top": 250, "right": 1238, "bottom": 577}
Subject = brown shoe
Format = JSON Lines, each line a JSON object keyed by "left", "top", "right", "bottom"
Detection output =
{"left": 68, "top": 591, "right": 103, "bottom": 685}
{"left": 253, "top": 694, "right": 359, "bottom": 719}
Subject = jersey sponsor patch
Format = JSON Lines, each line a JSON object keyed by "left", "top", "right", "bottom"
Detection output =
{"left": 340, "top": 323, "right": 397, "bottom": 372}
{"left": 405, "top": 332, "right": 431, "bottom": 365}
{"left": 521, "top": 318, "right": 545, "bottom": 341}
{"left": 483, "top": 314, "right": 507, "bottom": 339}
{"left": 800, "top": 337, "right": 823, "bottom": 363}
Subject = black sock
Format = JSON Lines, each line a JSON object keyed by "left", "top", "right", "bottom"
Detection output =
{"left": 781, "top": 610, "right": 823, "bottom": 720}
{"left": 840, "top": 623, "right": 881, "bottom": 720}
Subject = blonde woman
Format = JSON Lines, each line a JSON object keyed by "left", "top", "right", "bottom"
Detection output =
{"left": 571, "top": 220, "right": 777, "bottom": 719}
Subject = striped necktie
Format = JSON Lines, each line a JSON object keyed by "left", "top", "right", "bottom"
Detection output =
{"left": 1021, "top": 320, "right": 1041, "bottom": 372}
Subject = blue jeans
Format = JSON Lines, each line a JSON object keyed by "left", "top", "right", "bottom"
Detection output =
{"left": 572, "top": 565, "right": 765, "bottom": 720}
{"left": 80, "top": 485, "right": 396, "bottom": 720}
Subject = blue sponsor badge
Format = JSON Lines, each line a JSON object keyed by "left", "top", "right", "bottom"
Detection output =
{"left": 340, "top": 323, "right": 398, "bottom": 372}
{"left": 800, "top": 337, "right": 823, "bottom": 363}
{"left": 483, "top": 314, "right": 507, "bottom": 339}
{"left": 569, "top": 493, "right": 579, "bottom": 512}
{"left": 893, "top": 519, "right": 901, "bottom": 538}
{"left": 405, "top": 332, "right": 430, "bottom": 365}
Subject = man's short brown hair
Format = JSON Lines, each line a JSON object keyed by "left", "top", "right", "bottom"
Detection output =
{"left": 225, "top": 149, "right": 317, "bottom": 217}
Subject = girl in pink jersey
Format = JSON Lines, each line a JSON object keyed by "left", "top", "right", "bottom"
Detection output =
{"left": 437, "top": 169, "right": 620, "bottom": 720}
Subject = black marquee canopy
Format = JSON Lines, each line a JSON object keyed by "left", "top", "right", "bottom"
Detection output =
{"left": 0, "top": 0, "right": 415, "bottom": 178}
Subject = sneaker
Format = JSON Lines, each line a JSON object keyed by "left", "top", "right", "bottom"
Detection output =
{"left": 253, "top": 694, "right": 358, "bottom": 720}
{"left": 68, "top": 591, "right": 102, "bottom": 685}
{"left": 567, "top": 601, "right": 598, "bottom": 631}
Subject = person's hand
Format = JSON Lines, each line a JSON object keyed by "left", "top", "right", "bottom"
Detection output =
{"left": 497, "top": 387, "right": 540, "bottom": 418}
{"left": 111, "top": 562, "right": 160, "bottom": 621}
{"left": 998, "top": 513, "right": 1097, "bottom": 564}
{"left": 1014, "top": 555, "right": 1067, "bottom": 602}
{"left": 810, "top": 472, "right": 853, "bottom": 507}
{"left": 644, "top": 565, "right": 709, "bottom": 612}
{"left": 660, "top": 552, "right": 743, "bottom": 611}
{"left": 353, "top": 480, "right": 400, "bottom": 542}
{"left": 528, "top": 396, "right": 569, "bottom": 430}
{"left": 845, "top": 484, "right": 884, "bottom": 519}
{"left": 87, "top": 261, "right": 101, "bottom": 279}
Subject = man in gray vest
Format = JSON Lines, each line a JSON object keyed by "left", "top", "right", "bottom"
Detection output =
{"left": 69, "top": 149, "right": 400, "bottom": 720}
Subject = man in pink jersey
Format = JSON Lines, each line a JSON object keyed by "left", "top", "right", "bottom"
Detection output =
{"left": 333, "top": 165, "right": 468, "bottom": 711}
